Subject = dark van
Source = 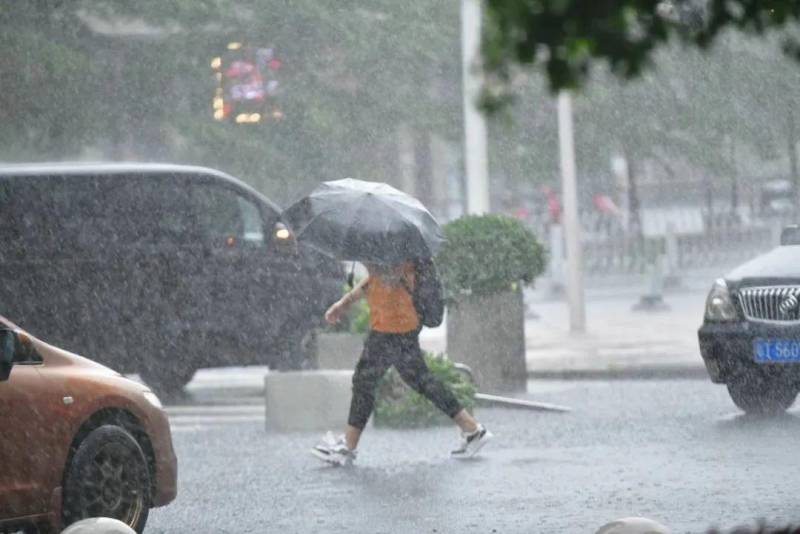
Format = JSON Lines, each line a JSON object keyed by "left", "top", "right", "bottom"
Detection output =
{"left": 0, "top": 163, "right": 342, "bottom": 393}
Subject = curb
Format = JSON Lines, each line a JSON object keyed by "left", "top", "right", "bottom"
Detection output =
{"left": 475, "top": 393, "right": 572, "bottom": 412}
{"left": 527, "top": 364, "right": 708, "bottom": 381}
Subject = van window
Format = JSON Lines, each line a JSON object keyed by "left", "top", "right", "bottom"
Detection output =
{"left": 190, "top": 183, "right": 265, "bottom": 246}
{"left": 0, "top": 179, "right": 26, "bottom": 262}
{"left": 0, "top": 174, "right": 198, "bottom": 259}
{"left": 0, "top": 175, "right": 109, "bottom": 260}
{"left": 238, "top": 197, "right": 265, "bottom": 243}
{"left": 104, "top": 175, "right": 196, "bottom": 247}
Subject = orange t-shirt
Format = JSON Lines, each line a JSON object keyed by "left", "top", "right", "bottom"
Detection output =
{"left": 366, "top": 262, "right": 419, "bottom": 333}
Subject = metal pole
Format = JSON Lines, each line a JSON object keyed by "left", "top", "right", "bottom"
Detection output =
{"left": 788, "top": 107, "right": 799, "bottom": 214}
{"left": 557, "top": 92, "right": 585, "bottom": 332}
{"left": 461, "top": 0, "right": 490, "bottom": 214}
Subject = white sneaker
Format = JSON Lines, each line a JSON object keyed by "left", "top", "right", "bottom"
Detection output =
{"left": 310, "top": 432, "right": 357, "bottom": 467}
{"left": 451, "top": 424, "right": 492, "bottom": 459}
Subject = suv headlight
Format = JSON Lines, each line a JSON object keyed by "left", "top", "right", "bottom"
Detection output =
{"left": 704, "top": 278, "right": 738, "bottom": 321}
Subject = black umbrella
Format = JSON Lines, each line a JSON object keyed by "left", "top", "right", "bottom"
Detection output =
{"left": 283, "top": 178, "right": 445, "bottom": 263}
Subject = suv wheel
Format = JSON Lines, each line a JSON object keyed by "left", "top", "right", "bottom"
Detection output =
{"left": 727, "top": 378, "right": 798, "bottom": 415}
{"left": 63, "top": 425, "right": 151, "bottom": 533}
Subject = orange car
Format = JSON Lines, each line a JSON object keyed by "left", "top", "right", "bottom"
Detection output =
{"left": 0, "top": 315, "right": 177, "bottom": 533}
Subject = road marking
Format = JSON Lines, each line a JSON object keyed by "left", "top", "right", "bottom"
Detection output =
{"left": 166, "top": 404, "right": 265, "bottom": 431}
{"left": 166, "top": 404, "right": 264, "bottom": 416}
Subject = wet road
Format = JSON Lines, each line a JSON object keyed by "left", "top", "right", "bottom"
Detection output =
{"left": 148, "top": 380, "right": 800, "bottom": 533}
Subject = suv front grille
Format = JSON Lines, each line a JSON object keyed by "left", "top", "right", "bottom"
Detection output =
{"left": 738, "top": 286, "right": 800, "bottom": 323}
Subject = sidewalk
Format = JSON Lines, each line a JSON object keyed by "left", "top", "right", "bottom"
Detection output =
{"left": 419, "top": 272, "right": 714, "bottom": 380}
{"left": 523, "top": 290, "right": 707, "bottom": 378}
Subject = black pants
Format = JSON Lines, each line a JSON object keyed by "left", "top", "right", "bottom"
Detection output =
{"left": 348, "top": 330, "right": 463, "bottom": 430}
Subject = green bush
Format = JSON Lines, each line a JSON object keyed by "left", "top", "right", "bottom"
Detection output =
{"left": 374, "top": 352, "right": 476, "bottom": 428}
{"left": 437, "top": 214, "right": 546, "bottom": 297}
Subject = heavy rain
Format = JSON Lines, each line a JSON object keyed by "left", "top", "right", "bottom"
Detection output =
{"left": 2, "top": 1, "right": 800, "bottom": 533}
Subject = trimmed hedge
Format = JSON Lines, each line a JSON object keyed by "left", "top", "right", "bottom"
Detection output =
{"left": 437, "top": 214, "right": 546, "bottom": 297}
{"left": 374, "top": 352, "right": 476, "bottom": 428}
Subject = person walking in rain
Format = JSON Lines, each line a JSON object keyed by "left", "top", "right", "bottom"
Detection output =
{"left": 311, "top": 260, "right": 492, "bottom": 466}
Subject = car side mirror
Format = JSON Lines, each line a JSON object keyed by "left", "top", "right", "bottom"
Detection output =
{"left": 780, "top": 225, "right": 800, "bottom": 246}
{"left": 0, "top": 329, "right": 37, "bottom": 381}
{"left": 0, "top": 329, "right": 16, "bottom": 381}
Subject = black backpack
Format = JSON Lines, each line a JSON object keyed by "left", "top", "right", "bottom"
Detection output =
{"left": 402, "top": 258, "right": 445, "bottom": 328}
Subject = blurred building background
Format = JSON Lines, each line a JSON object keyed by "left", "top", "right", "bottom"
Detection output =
{"left": 3, "top": 2, "right": 800, "bottom": 275}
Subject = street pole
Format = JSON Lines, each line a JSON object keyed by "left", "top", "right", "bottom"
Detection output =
{"left": 787, "top": 107, "right": 799, "bottom": 214}
{"left": 557, "top": 92, "right": 586, "bottom": 333}
{"left": 461, "top": 0, "right": 490, "bottom": 214}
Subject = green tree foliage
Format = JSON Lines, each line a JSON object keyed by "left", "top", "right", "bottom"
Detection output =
{"left": 0, "top": 0, "right": 227, "bottom": 159}
{"left": 0, "top": 1, "right": 461, "bottom": 204}
{"left": 173, "top": 0, "right": 464, "bottom": 202}
{"left": 488, "top": 27, "right": 800, "bottom": 220}
{"left": 0, "top": 2, "right": 94, "bottom": 158}
{"left": 482, "top": 0, "right": 800, "bottom": 99}
{"left": 4, "top": 0, "right": 800, "bottom": 214}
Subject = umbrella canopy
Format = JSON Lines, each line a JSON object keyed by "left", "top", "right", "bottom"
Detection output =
{"left": 283, "top": 178, "right": 445, "bottom": 263}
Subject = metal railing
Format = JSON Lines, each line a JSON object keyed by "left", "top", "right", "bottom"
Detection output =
{"left": 530, "top": 210, "right": 795, "bottom": 278}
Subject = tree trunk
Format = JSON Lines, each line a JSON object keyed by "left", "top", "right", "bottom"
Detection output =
{"left": 414, "top": 131, "right": 433, "bottom": 208}
{"left": 108, "top": 45, "right": 128, "bottom": 159}
{"left": 396, "top": 123, "right": 416, "bottom": 195}
{"left": 705, "top": 180, "right": 714, "bottom": 228}
{"left": 623, "top": 150, "right": 643, "bottom": 248}
{"left": 729, "top": 137, "right": 739, "bottom": 216}
{"left": 788, "top": 108, "right": 799, "bottom": 213}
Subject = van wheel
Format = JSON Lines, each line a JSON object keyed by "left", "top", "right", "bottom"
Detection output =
{"left": 727, "top": 378, "right": 798, "bottom": 415}
{"left": 140, "top": 362, "right": 196, "bottom": 397}
{"left": 63, "top": 425, "right": 151, "bottom": 534}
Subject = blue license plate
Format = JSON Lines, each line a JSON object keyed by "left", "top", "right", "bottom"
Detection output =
{"left": 753, "top": 338, "right": 800, "bottom": 362}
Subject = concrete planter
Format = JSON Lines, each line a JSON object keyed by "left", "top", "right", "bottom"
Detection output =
{"left": 446, "top": 286, "right": 526, "bottom": 392}
{"left": 314, "top": 332, "right": 365, "bottom": 370}
{"left": 264, "top": 370, "right": 354, "bottom": 432}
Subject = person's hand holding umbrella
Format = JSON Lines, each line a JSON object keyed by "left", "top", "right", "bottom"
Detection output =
{"left": 324, "top": 276, "right": 369, "bottom": 325}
